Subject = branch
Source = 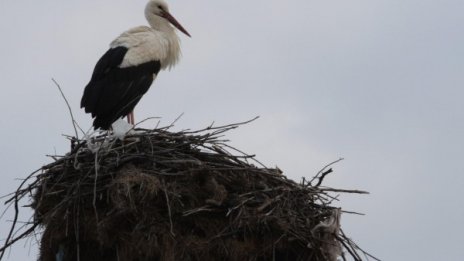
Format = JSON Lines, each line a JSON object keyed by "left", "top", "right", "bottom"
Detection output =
{"left": 309, "top": 158, "right": 344, "bottom": 186}
{"left": 52, "top": 78, "right": 82, "bottom": 139}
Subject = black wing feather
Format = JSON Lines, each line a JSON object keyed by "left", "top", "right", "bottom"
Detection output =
{"left": 81, "top": 47, "right": 128, "bottom": 111}
{"left": 81, "top": 47, "right": 161, "bottom": 130}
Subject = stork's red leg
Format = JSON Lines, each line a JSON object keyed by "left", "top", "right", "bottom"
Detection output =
{"left": 128, "top": 111, "right": 135, "bottom": 125}
{"left": 127, "top": 113, "right": 132, "bottom": 125}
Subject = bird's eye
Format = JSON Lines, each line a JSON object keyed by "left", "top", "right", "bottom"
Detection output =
{"left": 157, "top": 5, "right": 163, "bottom": 10}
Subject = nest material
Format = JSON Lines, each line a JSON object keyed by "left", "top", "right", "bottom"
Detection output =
{"left": 1, "top": 122, "right": 371, "bottom": 261}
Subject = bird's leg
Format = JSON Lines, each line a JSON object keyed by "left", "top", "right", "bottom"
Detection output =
{"left": 126, "top": 113, "right": 133, "bottom": 125}
{"left": 129, "top": 111, "right": 135, "bottom": 125}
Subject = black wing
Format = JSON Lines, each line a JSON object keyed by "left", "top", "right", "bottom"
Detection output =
{"left": 81, "top": 47, "right": 128, "bottom": 113}
{"left": 81, "top": 47, "right": 161, "bottom": 130}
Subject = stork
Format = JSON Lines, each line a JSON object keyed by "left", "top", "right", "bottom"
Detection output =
{"left": 81, "top": 0, "right": 190, "bottom": 130}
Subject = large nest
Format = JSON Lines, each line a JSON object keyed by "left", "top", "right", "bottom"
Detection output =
{"left": 0, "top": 121, "right": 373, "bottom": 261}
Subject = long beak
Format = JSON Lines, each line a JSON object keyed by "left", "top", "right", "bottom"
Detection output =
{"left": 162, "top": 11, "right": 191, "bottom": 37}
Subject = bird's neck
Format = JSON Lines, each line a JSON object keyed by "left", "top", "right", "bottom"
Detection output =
{"left": 147, "top": 16, "right": 181, "bottom": 69}
{"left": 147, "top": 16, "right": 174, "bottom": 33}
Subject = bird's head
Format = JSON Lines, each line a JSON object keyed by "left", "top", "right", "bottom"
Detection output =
{"left": 145, "top": 0, "right": 191, "bottom": 37}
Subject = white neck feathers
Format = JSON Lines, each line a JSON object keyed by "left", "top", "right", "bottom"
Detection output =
{"left": 144, "top": 9, "right": 181, "bottom": 70}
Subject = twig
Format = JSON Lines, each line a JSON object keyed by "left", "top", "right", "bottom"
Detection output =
{"left": 0, "top": 225, "right": 38, "bottom": 254}
{"left": 133, "top": 117, "right": 161, "bottom": 129}
{"left": 340, "top": 229, "right": 381, "bottom": 261}
{"left": 319, "top": 188, "right": 369, "bottom": 194}
{"left": 52, "top": 78, "right": 81, "bottom": 139}
{"left": 169, "top": 113, "right": 184, "bottom": 128}
{"left": 0, "top": 194, "right": 18, "bottom": 260}
{"left": 0, "top": 168, "right": 41, "bottom": 259}
{"left": 309, "top": 158, "right": 345, "bottom": 186}
{"left": 92, "top": 148, "right": 99, "bottom": 223}
{"left": 315, "top": 168, "right": 333, "bottom": 187}
{"left": 183, "top": 116, "right": 259, "bottom": 134}
{"left": 163, "top": 182, "right": 175, "bottom": 237}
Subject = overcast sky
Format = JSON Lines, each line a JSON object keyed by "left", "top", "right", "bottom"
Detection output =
{"left": 1, "top": 0, "right": 463, "bottom": 260}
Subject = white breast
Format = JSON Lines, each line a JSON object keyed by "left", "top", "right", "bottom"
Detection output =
{"left": 110, "top": 26, "right": 180, "bottom": 70}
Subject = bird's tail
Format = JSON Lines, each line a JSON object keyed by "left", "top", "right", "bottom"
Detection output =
{"left": 93, "top": 116, "right": 116, "bottom": 130}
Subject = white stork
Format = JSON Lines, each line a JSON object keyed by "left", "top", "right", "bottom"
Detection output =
{"left": 81, "top": 0, "right": 190, "bottom": 130}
